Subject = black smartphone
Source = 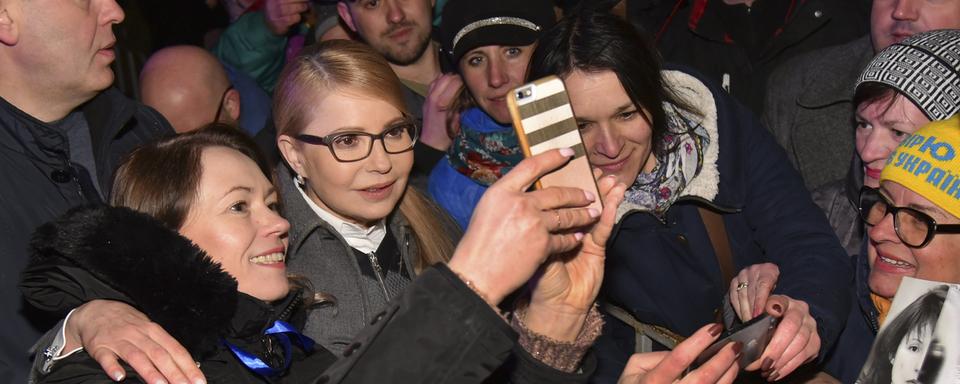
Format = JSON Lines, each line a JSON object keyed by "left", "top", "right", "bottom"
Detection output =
{"left": 692, "top": 314, "right": 780, "bottom": 369}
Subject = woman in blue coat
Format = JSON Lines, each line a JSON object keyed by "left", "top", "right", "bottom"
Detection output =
{"left": 529, "top": 11, "right": 851, "bottom": 383}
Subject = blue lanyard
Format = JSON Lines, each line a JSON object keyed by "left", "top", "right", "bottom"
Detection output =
{"left": 223, "top": 320, "right": 315, "bottom": 377}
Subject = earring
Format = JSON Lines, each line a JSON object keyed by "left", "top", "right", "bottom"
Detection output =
{"left": 295, "top": 174, "right": 306, "bottom": 188}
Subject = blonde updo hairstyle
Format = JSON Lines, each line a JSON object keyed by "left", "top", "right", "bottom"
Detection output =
{"left": 274, "top": 40, "right": 455, "bottom": 272}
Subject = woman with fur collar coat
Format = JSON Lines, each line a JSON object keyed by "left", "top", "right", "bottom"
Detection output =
{"left": 22, "top": 205, "right": 334, "bottom": 383}
{"left": 23, "top": 119, "right": 625, "bottom": 382}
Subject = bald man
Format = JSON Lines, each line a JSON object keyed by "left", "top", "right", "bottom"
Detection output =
{"left": 140, "top": 45, "right": 241, "bottom": 133}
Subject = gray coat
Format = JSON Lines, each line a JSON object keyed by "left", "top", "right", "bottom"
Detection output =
{"left": 278, "top": 166, "right": 422, "bottom": 354}
{"left": 763, "top": 35, "right": 874, "bottom": 190}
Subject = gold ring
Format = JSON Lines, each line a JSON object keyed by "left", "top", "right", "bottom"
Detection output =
{"left": 736, "top": 282, "right": 749, "bottom": 291}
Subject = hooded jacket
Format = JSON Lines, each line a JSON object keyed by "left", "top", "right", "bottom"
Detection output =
{"left": 21, "top": 205, "right": 333, "bottom": 383}
{"left": 22, "top": 205, "right": 594, "bottom": 384}
{"left": 0, "top": 89, "right": 171, "bottom": 383}
{"left": 592, "top": 69, "right": 851, "bottom": 382}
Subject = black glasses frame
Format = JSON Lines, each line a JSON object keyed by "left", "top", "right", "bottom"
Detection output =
{"left": 858, "top": 187, "right": 960, "bottom": 248}
{"left": 294, "top": 119, "right": 420, "bottom": 162}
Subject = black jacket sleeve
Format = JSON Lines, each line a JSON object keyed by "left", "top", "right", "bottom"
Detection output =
{"left": 317, "top": 264, "right": 593, "bottom": 384}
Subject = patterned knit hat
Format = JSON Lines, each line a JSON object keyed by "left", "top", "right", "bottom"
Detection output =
{"left": 856, "top": 29, "right": 960, "bottom": 121}
{"left": 880, "top": 115, "right": 960, "bottom": 219}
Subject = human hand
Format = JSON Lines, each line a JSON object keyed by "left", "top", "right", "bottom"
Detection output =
{"left": 728, "top": 263, "right": 780, "bottom": 322}
{"left": 448, "top": 148, "right": 600, "bottom": 306}
{"left": 618, "top": 323, "right": 741, "bottom": 384}
{"left": 524, "top": 174, "right": 625, "bottom": 340}
{"left": 420, "top": 73, "right": 463, "bottom": 151}
{"left": 264, "top": 0, "right": 310, "bottom": 36}
{"left": 70, "top": 300, "right": 204, "bottom": 384}
{"left": 746, "top": 295, "right": 820, "bottom": 381}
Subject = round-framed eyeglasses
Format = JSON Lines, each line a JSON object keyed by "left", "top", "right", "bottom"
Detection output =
{"left": 858, "top": 187, "right": 960, "bottom": 248}
{"left": 294, "top": 118, "right": 420, "bottom": 162}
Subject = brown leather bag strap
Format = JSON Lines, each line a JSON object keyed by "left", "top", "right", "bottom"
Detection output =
{"left": 697, "top": 207, "right": 735, "bottom": 290}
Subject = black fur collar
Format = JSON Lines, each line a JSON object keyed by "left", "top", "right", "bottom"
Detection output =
{"left": 27, "top": 205, "right": 238, "bottom": 356}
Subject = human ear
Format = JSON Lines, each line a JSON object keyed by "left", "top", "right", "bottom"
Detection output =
{"left": 222, "top": 89, "right": 241, "bottom": 123}
{"left": 336, "top": 2, "right": 359, "bottom": 33}
{"left": 0, "top": 4, "right": 19, "bottom": 46}
{"left": 278, "top": 134, "right": 307, "bottom": 179}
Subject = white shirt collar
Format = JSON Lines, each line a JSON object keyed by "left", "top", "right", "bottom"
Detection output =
{"left": 295, "top": 177, "right": 387, "bottom": 254}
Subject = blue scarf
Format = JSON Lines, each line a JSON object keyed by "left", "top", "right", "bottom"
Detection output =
{"left": 223, "top": 320, "right": 315, "bottom": 377}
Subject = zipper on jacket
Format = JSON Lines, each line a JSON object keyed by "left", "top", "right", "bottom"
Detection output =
{"left": 367, "top": 252, "right": 390, "bottom": 299}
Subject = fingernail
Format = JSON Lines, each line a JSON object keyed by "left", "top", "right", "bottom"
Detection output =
{"left": 574, "top": 232, "right": 584, "bottom": 241}
{"left": 559, "top": 147, "right": 574, "bottom": 157}
{"left": 588, "top": 208, "right": 600, "bottom": 218}
{"left": 155, "top": 380, "right": 168, "bottom": 384}
{"left": 772, "top": 303, "right": 783, "bottom": 314}
{"left": 708, "top": 323, "right": 722, "bottom": 336}
{"left": 112, "top": 371, "right": 125, "bottom": 381}
{"left": 727, "top": 342, "right": 740, "bottom": 357}
{"left": 768, "top": 371, "right": 779, "bottom": 381}
{"left": 195, "top": 379, "right": 207, "bottom": 384}
{"left": 584, "top": 190, "right": 596, "bottom": 201}
{"left": 761, "top": 357, "right": 774, "bottom": 371}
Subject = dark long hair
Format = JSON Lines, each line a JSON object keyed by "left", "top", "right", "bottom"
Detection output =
{"left": 857, "top": 285, "right": 948, "bottom": 383}
{"left": 529, "top": 9, "right": 698, "bottom": 156}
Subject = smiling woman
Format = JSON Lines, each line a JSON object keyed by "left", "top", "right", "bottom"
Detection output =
{"left": 529, "top": 10, "right": 852, "bottom": 382}
{"left": 274, "top": 40, "right": 461, "bottom": 353}
{"left": 20, "top": 123, "right": 623, "bottom": 383}
{"left": 427, "top": 0, "right": 557, "bottom": 228}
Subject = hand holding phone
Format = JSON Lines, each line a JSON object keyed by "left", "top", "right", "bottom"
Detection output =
{"left": 507, "top": 76, "right": 602, "bottom": 213}
{"left": 692, "top": 314, "right": 780, "bottom": 370}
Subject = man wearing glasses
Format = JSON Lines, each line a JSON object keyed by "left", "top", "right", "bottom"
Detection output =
{"left": 140, "top": 46, "right": 241, "bottom": 134}
{"left": 822, "top": 116, "right": 960, "bottom": 383}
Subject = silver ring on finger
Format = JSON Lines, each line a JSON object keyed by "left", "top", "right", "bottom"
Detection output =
{"left": 736, "top": 281, "right": 749, "bottom": 291}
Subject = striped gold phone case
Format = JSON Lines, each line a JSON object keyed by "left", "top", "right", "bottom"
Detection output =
{"left": 507, "top": 75, "right": 602, "bottom": 212}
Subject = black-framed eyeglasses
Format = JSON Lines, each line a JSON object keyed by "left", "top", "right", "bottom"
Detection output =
{"left": 858, "top": 187, "right": 960, "bottom": 248}
{"left": 294, "top": 118, "right": 420, "bottom": 162}
{"left": 211, "top": 86, "right": 233, "bottom": 124}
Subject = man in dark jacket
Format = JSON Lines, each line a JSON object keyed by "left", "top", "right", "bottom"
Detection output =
{"left": 764, "top": 0, "right": 960, "bottom": 190}
{"left": 656, "top": 0, "right": 868, "bottom": 115}
{"left": 0, "top": 1, "right": 172, "bottom": 382}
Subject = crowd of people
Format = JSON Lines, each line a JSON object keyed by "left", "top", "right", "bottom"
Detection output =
{"left": 1, "top": 0, "right": 959, "bottom": 383}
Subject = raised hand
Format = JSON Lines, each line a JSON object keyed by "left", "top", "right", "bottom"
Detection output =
{"left": 448, "top": 148, "right": 601, "bottom": 306}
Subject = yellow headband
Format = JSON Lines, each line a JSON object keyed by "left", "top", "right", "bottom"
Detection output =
{"left": 880, "top": 115, "right": 960, "bottom": 219}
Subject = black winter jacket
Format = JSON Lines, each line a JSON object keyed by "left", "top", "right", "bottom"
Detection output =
{"left": 0, "top": 89, "right": 171, "bottom": 383}
{"left": 22, "top": 206, "right": 594, "bottom": 384}
{"left": 656, "top": 0, "right": 867, "bottom": 114}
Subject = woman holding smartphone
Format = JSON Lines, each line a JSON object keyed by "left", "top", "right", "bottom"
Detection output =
{"left": 529, "top": 10, "right": 851, "bottom": 383}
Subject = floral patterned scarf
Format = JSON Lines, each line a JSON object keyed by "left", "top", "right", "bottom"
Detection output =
{"left": 625, "top": 104, "right": 711, "bottom": 218}
{"left": 446, "top": 108, "right": 524, "bottom": 186}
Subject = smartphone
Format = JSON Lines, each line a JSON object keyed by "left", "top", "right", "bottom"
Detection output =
{"left": 507, "top": 76, "right": 602, "bottom": 212}
{"left": 692, "top": 314, "right": 780, "bottom": 370}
